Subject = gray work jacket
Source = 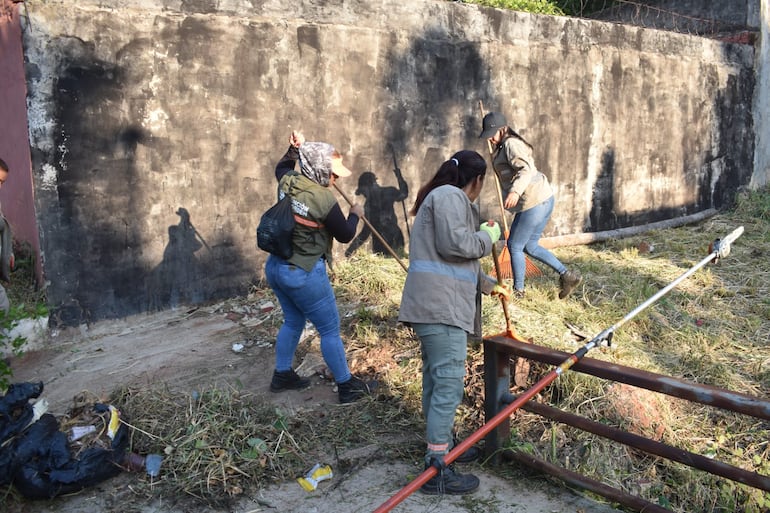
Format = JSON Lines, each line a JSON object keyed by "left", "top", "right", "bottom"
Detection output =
{"left": 398, "top": 184, "right": 496, "bottom": 336}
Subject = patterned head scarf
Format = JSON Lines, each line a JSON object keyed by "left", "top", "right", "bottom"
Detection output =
{"left": 298, "top": 142, "right": 351, "bottom": 187}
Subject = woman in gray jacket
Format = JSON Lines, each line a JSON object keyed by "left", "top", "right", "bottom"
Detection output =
{"left": 399, "top": 150, "right": 508, "bottom": 495}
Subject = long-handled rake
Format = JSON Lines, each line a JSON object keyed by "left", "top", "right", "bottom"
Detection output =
{"left": 479, "top": 101, "right": 541, "bottom": 280}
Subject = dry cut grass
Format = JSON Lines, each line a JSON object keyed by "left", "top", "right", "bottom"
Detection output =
{"left": 6, "top": 188, "right": 766, "bottom": 513}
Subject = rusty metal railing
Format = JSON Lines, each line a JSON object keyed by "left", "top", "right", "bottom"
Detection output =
{"left": 483, "top": 335, "right": 770, "bottom": 512}
{"left": 373, "top": 227, "right": 746, "bottom": 513}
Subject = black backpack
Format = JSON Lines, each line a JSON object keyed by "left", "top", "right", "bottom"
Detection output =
{"left": 257, "top": 191, "right": 295, "bottom": 259}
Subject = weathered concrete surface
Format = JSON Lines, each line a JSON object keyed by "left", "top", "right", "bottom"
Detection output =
{"left": 591, "top": 0, "right": 759, "bottom": 33}
{"left": 21, "top": 0, "right": 756, "bottom": 324}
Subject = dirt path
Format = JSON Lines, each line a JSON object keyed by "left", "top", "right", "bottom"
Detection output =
{"left": 7, "top": 306, "right": 624, "bottom": 513}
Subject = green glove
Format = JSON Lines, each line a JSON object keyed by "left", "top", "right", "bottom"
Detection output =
{"left": 479, "top": 221, "right": 501, "bottom": 242}
{"left": 491, "top": 284, "right": 511, "bottom": 300}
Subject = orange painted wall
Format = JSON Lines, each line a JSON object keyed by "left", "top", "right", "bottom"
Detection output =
{"left": 0, "top": 0, "right": 42, "bottom": 285}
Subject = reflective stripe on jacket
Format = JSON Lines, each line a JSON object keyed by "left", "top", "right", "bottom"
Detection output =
{"left": 398, "top": 184, "right": 494, "bottom": 336}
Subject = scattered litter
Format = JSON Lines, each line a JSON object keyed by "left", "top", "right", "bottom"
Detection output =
{"left": 106, "top": 405, "right": 121, "bottom": 440}
{"left": 68, "top": 425, "right": 97, "bottom": 441}
{"left": 232, "top": 342, "right": 245, "bottom": 353}
{"left": 0, "top": 382, "right": 129, "bottom": 499}
{"left": 123, "top": 452, "right": 146, "bottom": 472}
{"left": 145, "top": 454, "right": 163, "bottom": 478}
{"left": 297, "top": 463, "right": 333, "bottom": 491}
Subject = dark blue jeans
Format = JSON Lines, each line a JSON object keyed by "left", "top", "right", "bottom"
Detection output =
{"left": 265, "top": 255, "right": 351, "bottom": 383}
{"left": 507, "top": 195, "right": 566, "bottom": 291}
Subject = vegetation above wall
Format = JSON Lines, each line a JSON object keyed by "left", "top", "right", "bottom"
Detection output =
{"left": 458, "top": 0, "right": 617, "bottom": 16}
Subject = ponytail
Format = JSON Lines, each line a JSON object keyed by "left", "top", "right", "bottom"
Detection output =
{"left": 410, "top": 150, "right": 487, "bottom": 215}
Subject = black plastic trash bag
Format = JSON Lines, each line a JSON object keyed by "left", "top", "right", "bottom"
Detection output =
{"left": 0, "top": 381, "right": 44, "bottom": 484}
{"left": 0, "top": 382, "right": 130, "bottom": 499}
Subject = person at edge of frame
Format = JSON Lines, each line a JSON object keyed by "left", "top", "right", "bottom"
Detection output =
{"left": 0, "top": 158, "right": 13, "bottom": 314}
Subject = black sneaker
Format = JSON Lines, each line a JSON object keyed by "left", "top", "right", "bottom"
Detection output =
{"left": 558, "top": 269, "right": 582, "bottom": 299}
{"left": 269, "top": 369, "right": 310, "bottom": 392}
{"left": 337, "top": 375, "right": 378, "bottom": 404}
{"left": 420, "top": 461, "right": 479, "bottom": 495}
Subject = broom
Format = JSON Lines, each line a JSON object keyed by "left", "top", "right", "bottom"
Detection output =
{"left": 479, "top": 101, "right": 541, "bottom": 280}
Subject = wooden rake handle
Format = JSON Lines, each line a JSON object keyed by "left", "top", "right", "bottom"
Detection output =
{"left": 480, "top": 100, "right": 510, "bottom": 238}
{"left": 490, "top": 243, "right": 513, "bottom": 337}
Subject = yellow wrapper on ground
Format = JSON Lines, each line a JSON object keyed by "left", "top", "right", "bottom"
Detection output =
{"left": 297, "top": 463, "right": 333, "bottom": 491}
{"left": 107, "top": 405, "right": 120, "bottom": 440}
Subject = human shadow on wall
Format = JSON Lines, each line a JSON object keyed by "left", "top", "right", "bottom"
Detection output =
{"left": 42, "top": 36, "right": 254, "bottom": 326}
{"left": 589, "top": 148, "right": 618, "bottom": 232}
{"left": 380, "top": 26, "right": 492, "bottom": 213}
{"left": 345, "top": 170, "right": 408, "bottom": 257}
{"left": 587, "top": 146, "right": 724, "bottom": 234}
{"left": 146, "top": 207, "right": 207, "bottom": 311}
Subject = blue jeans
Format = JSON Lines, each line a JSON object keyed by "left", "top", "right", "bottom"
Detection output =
{"left": 507, "top": 195, "right": 566, "bottom": 291}
{"left": 265, "top": 255, "right": 351, "bottom": 384}
{"left": 412, "top": 323, "right": 467, "bottom": 463}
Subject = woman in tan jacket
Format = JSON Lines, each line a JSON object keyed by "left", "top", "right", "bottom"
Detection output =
{"left": 480, "top": 112, "right": 581, "bottom": 299}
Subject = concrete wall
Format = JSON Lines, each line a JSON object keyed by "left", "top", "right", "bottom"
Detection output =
{"left": 20, "top": 0, "right": 756, "bottom": 325}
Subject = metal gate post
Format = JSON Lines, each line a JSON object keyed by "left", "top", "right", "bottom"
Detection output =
{"left": 483, "top": 337, "right": 512, "bottom": 463}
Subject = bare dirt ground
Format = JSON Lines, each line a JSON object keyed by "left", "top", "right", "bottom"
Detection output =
{"left": 6, "top": 304, "right": 625, "bottom": 513}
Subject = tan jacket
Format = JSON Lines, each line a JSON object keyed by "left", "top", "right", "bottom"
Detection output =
{"left": 492, "top": 135, "right": 553, "bottom": 213}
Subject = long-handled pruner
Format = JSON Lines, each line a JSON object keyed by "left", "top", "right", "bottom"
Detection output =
{"left": 372, "top": 226, "right": 744, "bottom": 513}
